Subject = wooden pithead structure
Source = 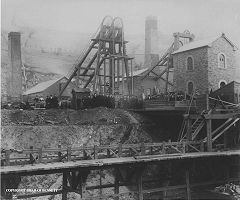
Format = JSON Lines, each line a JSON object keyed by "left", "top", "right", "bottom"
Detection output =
{"left": 58, "top": 16, "right": 133, "bottom": 98}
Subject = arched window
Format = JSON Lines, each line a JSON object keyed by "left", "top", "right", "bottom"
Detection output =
{"left": 187, "top": 81, "right": 194, "bottom": 95}
{"left": 218, "top": 80, "right": 227, "bottom": 88}
{"left": 218, "top": 53, "right": 226, "bottom": 68}
{"left": 187, "top": 56, "right": 194, "bottom": 71}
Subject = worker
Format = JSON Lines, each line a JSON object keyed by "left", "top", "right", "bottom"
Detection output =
{"left": 45, "top": 96, "right": 50, "bottom": 109}
{"left": 49, "top": 95, "right": 53, "bottom": 108}
{"left": 34, "top": 95, "right": 39, "bottom": 107}
{"left": 53, "top": 95, "right": 59, "bottom": 108}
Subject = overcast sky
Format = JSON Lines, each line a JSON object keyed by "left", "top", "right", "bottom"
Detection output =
{"left": 2, "top": 0, "right": 240, "bottom": 46}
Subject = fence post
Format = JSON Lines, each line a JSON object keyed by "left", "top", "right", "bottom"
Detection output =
{"left": 162, "top": 142, "right": 166, "bottom": 154}
{"left": 183, "top": 142, "right": 186, "bottom": 153}
{"left": 140, "top": 143, "right": 145, "bottom": 156}
{"left": 30, "top": 146, "right": 35, "bottom": 164}
{"left": 94, "top": 145, "right": 98, "bottom": 159}
{"left": 150, "top": 146, "right": 153, "bottom": 155}
{"left": 38, "top": 148, "right": 42, "bottom": 163}
{"left": 83, "top": 145, "right": 87, "bottom": 159}
{"left": 118, "top": 144, "right": 122, "bottom": 157}
{"left": 67, "top": 146, "right": 71, "bottom": 161}
{"left": 5, "top": 150, "right": 10, "bottom": 166}
{"left": 58, "top": 144, "right": 62, "bottom": 161}
{"left": 107, "top": 149, "right": 111, "bottom": 158}
{"left": 200, "top": 142, "right": 204, "bottom": 152}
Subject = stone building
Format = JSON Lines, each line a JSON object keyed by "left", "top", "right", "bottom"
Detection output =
{"left": 119, "top": 67, "right": 173, "bottom": 98}
{"left": 172, "top": 33, "right": 238, "bottom": 95}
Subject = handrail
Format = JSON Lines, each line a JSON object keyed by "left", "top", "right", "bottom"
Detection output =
{"left": 209, "top": 97, "right": 240, "bottom": 107}
{"left": 1, "top": 141, "right": 206, "bottom": 167}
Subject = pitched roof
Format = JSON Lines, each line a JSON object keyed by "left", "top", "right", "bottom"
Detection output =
{"left": 172, "top": 37, "right": 218, "bottom": 54}
{"left": 24, "top": 77, "right": 66, "bottom": 95}
{"left": 172, "top": 34, "right": 238, "bottom": 55}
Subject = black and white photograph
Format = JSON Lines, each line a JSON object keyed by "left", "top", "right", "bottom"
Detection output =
{"left": 1, "top": 0, "right": 240, "bottom": 199}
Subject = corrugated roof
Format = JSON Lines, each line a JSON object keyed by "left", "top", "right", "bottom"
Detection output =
{"left": 172, "top": 36, "right": 218, "bottom": 54}
{"left": 24, "top": 77, "right": 66, "bottom": 95}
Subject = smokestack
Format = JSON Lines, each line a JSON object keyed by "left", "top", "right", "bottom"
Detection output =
{"left": 144, "top": 16, "right": 159, "bottom": 69}
{"left": 7, "top": 32, "right": 22, "bottom": 101}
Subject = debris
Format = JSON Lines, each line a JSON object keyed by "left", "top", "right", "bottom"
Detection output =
{"left": 45, "top": 120, "right": 58, "bottom": 125}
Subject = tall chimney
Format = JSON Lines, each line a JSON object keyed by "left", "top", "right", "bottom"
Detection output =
{"left": 144, "top": 16, "right": 159, "bottom": 69}
{"left": 7, "top": 32, "right": 22, "bottom": 101}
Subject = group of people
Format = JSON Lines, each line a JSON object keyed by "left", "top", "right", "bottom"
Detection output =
{"left": 45, "top": 95, "right": 59, "bottom": 109}
{"left": 33, "top": 95, "right": 59, "bottom": 109}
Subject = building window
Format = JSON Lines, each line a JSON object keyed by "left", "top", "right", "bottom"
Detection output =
{"left": 218, "top": 80, "right": 227, "bottom": 88}
{"left": 218, "top": 53, "right": 226, "bottom": 68}
{"left": 186, "top": 56, "right": 194, "bottom": 71}
{"left": 187, "top": 81, "right": 194, "bottom": 95}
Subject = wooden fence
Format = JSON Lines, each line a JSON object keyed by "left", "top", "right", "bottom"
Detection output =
{"left": 1, "top": 141, "right": 206, "bottom": 167}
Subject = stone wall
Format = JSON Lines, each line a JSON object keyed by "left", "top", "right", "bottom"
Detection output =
{"left": 173, "top": 47, "right": 209, "bottom": 94}
{"left": 208, "top": 36, "right": 236, "bottom": 91}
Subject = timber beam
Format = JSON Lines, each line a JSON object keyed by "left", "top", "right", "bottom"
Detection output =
{"left": 187, "top": 113, "right": 240, "bottom": 120}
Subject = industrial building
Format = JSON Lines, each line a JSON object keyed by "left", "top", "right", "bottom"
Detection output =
{"left": 23, "top": 76, "right": 76, "bottom": 101}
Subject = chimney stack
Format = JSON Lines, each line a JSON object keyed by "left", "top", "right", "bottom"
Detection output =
{"left": 144, "top": 16, "right": 159, "bottom": 69}
{"left": 7, "top": 32, "right": 22, "bottom": 101}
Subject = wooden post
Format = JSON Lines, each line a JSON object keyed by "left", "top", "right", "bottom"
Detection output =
{"left": 185, "top": 170, "right": 191, "bottom": 200}
{"left": 200, "top": 142, "right": 204, "bottom": 152}
{"left": 162, "top": 142, "right": 166, "bottom": 154}
{"left": 206, "top": 119, "right": 212, "bottom": 151}
{"left": 104, "top": 59, "right": 106, "bottom": 95}
{"left": 94, "top": 145, "right": 98, "bottom": 159}
{"left": 62, "top": 172, "right": 68, "bottom": 200}
{"left": 58, "top": 144, "right": 62, "bottom": 161}
{"left": 79, "top": 172, "right": 87, "bottom": 199}
{"left": 112, "top": 58, "right": 115, "bottom": 95}
{"left": 224, "top": 130, "right": 228, "bottom": 150}
{"left": 122, "top": 59, "right": 125, "bottom": 95}
{"left": 131, "top": 59, "right": 133, "bottom": 96}
{"left": 117, "top": 59, "right": 120, "bottom": 92}
{"left": 150, "top": 146, "right": 153, "bottom": 155}
{"left": 99, "top": 170, "right": 103, "bottom": 195}
{"left": 206, "top": 92, "right": 209, "bottom": 110}
{"left": 118, "top": 144, "right": 122, "bottom": 157}
{"left": 67, "top": 146, "right": 71, "bottom": 161}
{"left": 182, "top": 142, "right": 186, "bottom": 153}
{"left": 114, "top": 168, "right": 120, "bottom": 200}
{"left": 107, "top": 149, "right": 111, "bottom": 158}
{"left": 165, "top": 58, "right": 170, "bottom": 93}
{"left": 137, "top": 171, "right": 143, "bottom": 200}
{"left": 186, "top": 118, "right": 192, "bottom": 141}
{"left": 38, "top": 148, "right": 42, "bottom": 163}
{"left": 140, "top": 143, "right": 145, "bottom": 156}
{"left": 5, "top": 150, "right": 10, "bottom": 166}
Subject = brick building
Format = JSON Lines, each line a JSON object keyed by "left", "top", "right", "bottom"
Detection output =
{"left": 172, "top": 33, "right": 238, "bottom": 95}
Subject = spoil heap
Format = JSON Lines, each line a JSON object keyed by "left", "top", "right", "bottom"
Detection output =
{"left": 1, "top": 107, "right": 152, "bottom": 200}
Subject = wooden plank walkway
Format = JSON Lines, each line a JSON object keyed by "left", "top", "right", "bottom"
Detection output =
{"left": 1, "top": 150, "right": 239, "bottom": 176}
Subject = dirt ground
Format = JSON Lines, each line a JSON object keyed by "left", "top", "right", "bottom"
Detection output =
{"left": 1, "top": 108, "right": 152, "bottom": 200}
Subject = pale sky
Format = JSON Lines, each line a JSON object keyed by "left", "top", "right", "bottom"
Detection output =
{"left": 2, "top": 0, "right": 240, "bottom": 46}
